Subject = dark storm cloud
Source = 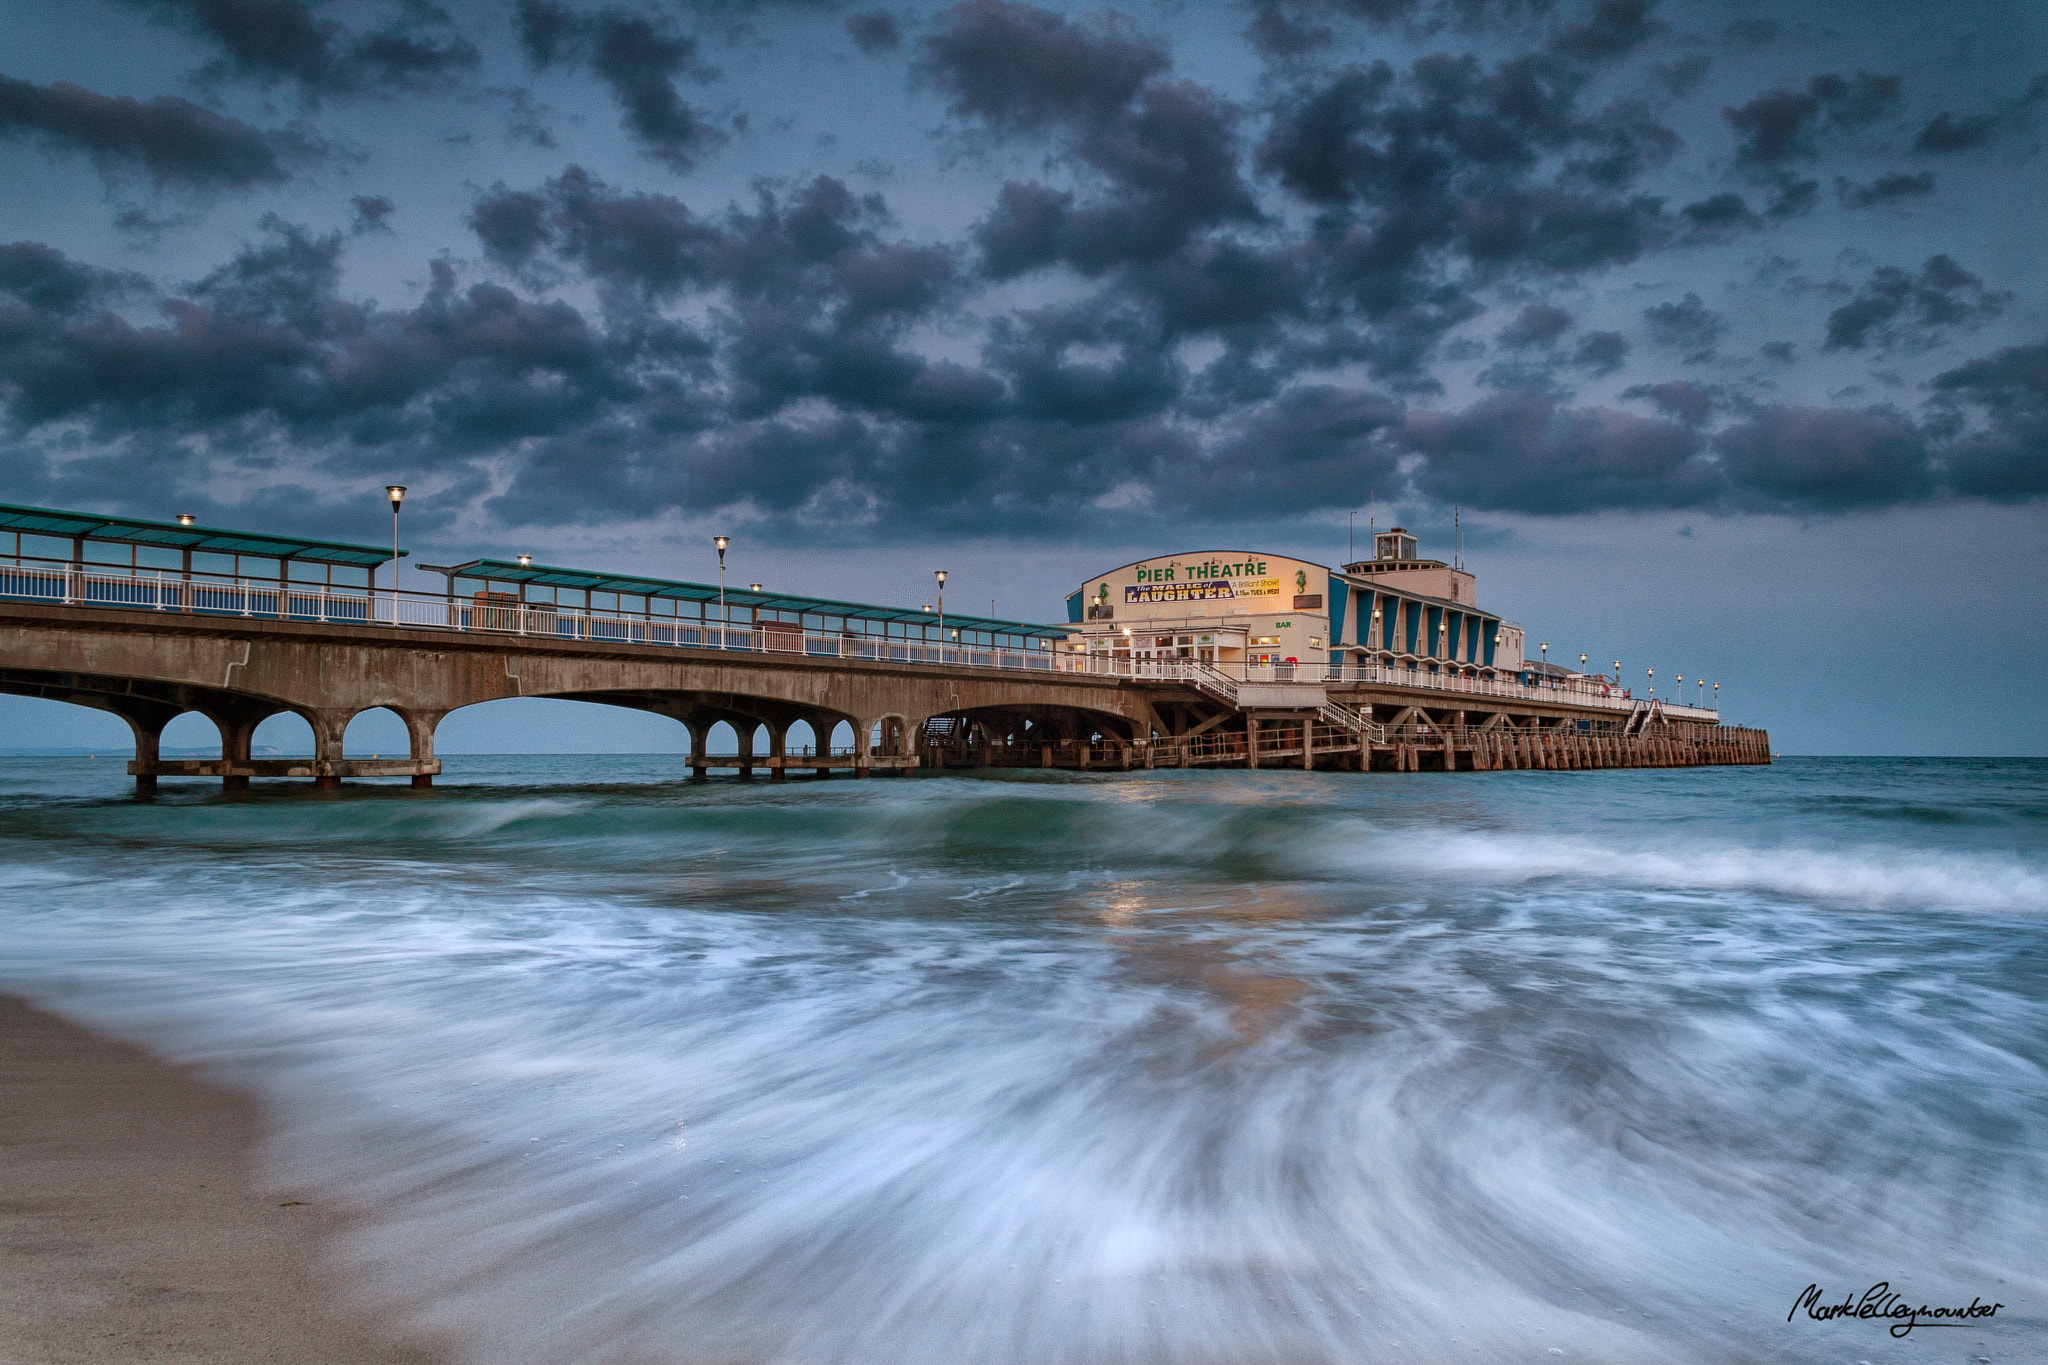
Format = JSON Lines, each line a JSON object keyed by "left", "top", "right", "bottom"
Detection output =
{"left": 1641, "top": 292, "right": 1723, "bottom": 362}
{"left": 1712, "top": 405, "right": 1932, "bottom": 510}
{"left": 1824, "top": 255, "right": 2007, "bottom": 352}
{"left": 1404, "top": 390, "right": 1713, "bottom": 512}
{"left": 350, "top": 194, "right": 395, "bottom": 234}
{"left": 1834, "top": 171, "right": 1933, "bottom": 208}
{"left": 0, "top": 223, "right": 634, "bottom": 465}
{"left": 1161, "top": 384, "right": 1403, "bottom": 517}
{"left": 516, "top": 2, "right": 723, "bottom": 170}
{"left": 1913, "top": 74, "right": 2047, "bottom": 153}
{"left": 1498, "top": 303, "right": 1572, "bottom": 348}
{"left": 845, "top": 12, "right": 902, "bottom": 55}
{"left": 1927, "top": 340, "right": 2048, "bottom": 500}
{"left": 917, "top": 1, "right": 1167, "bottom": 134}
{"left": 1620, "top": 378, "right": 1717, "bottom": 424}
{"left": 921, "top": 4, "right": 1258, "bottom": 281}
{"left": 114, "top": 0, "right": 478, "bottom": 99}
{"left": 1571, "top": 330, "right": 1627, "bottom": 374}
{"left": 0, "top": 75, "right": 297, "bottom": 188}
{"left": 1724, "top": 72, "right": 1900, "bottom": 166}
{"left": 1251, "top": 18, "right": 1676, "bottom": 379}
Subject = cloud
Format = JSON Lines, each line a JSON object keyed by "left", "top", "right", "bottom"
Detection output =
{"left": 1834, "top": 171, "right": 1933, "bottom": 208}
{"left": 0, "top": 75, "right": 298, "bottom": 188}
{"left": 350, "top": 193, "right": 394, "bottom": 234}
{"left": 1913, "top": 77, "right": 2047, "bottom": 153}
{"left": 1725, "top": 71, "right": 1900, "bottom": 167}
{"left": 1497, "top": 303, "right": 1572, "bottom": 349}
{"left": 1926, "top": 340, "right": 2048, "bottom": 500}
{"left": 920, "top": 4, "right": 1256, "bottom": 281}
{"left": 113, "top": 0, "right": 478, "bottom": 99}
{"left": 1571, "top": 330, "right": 1628, "bottom": 374}
{"left": 1621, "top": 379, "right": 1718, "bottom": 425}
{"left": 1403, "top": 390, "right": 1712, "bottom": 513}
{"left": 846, "top": 12, "right": 902, "bottom": 55}
{"left": 515, "top": 2, "right": 723, "bottom": 171}
{"left": 1642, "top": 292, "right": 1724, "bottom": 362}
{"left": 918, "top": 1, "right": 1167, "bottom": 134}
{"left": 1712, "top": 405, "right": 1932, "bottom": 510}
{"left": 1824, "top": 255, "right": 2006, "bottom": 353}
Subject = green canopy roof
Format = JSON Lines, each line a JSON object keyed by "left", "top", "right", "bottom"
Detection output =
{"left": 452, "top": 558, "right": 1068, "bottom": 639}
{"left": 0, "top": 502, "right": 401, "bottom": 568}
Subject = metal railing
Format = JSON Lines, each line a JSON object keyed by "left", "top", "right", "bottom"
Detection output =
{"left": 0, "top": 561, "right": 1067, "bottom": 674}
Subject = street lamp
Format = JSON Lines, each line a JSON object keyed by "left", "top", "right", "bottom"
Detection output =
{"left": 713, "top": 536, "right": 729, "bottom": 646}
{"left": 1698, "top": 679, "right": 1706, "bottom": 708}
{"left": 1613, "top": 660, "right": 1621, "bottom": 686}
{"left": 1646, "top": 667, "right": 1654, "bottom": 698}
{"left": 518, "top": 554, "right": 531, "bottom": 567}
{"left": 176, "top": 513, "right": 196, "bottom": 527}
{"left": 384, "top": 485, "right": 405, "bottom": 622}
{"left": 1713, "top": 682, "right": 1719, "bottom": 708}
{"left": 935, "top": 569, "right": 947, "bottom": 650}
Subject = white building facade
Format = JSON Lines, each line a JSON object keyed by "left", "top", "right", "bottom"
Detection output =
{"left": 1065, "top": 529, "right": 1528, "bottom": 679}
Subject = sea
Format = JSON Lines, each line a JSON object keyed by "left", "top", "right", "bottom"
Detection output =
{"left": 1, "top": 756, "right": 2042, "bottom": 1364}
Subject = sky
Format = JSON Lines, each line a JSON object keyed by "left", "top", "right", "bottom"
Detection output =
{"left": 0, "top": 0, "right": 2043, "bottom": 756}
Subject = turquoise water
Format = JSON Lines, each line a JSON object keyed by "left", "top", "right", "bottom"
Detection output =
{"left": 1, "top": 757, "right": 2042, "bottom": 1363}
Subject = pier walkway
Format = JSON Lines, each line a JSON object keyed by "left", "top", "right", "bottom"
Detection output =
{"left": 0, "top": 504, "right": 1768, "bottom": 786}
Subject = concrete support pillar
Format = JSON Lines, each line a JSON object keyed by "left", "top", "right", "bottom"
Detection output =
{"left": 854, "top": 717, "right": 874, "bottom": 778}
{"left": 402, "top": 709, "right": 443, "bottom": 788}
{"left": 210, "top": 706, "right": 269, "bottom": 792}
{"left": 307, "top": 708, "right": 352, "bottom": 790}
{"left": 107, "top": 698, "right": 180, "bottom": 796}
{"left": 734, "top": 720, "right": 756, "bottom": 779}
{"left": 1246, "top": 719, "right": 1259, "bottom": 769}
{"left": 687, "top": 719, "right": 710, "bottom": 779}
{"left": 768, "top": 721, "right": 787, "bottom": 782}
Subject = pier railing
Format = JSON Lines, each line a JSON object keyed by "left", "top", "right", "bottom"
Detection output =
{"left": 0, "top": 558, "right": 1718, "bottom": 720}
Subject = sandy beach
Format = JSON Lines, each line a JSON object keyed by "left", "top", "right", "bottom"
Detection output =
{"left": 0, "top": 993, "right": 448, "bottom": 1365}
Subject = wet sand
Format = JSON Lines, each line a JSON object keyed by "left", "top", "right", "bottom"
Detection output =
{"left": 0, "top": 994, "right": 449, "bottom": 1365}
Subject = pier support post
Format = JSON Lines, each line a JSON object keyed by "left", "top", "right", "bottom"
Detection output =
{"left": 768, "top": 722, "right": 787, "bottom": 782}
{"left": 401, "top": 708, "right": 443, "bottom": 789}
{"left": 308, "top": 708, "right": 352, "bottom": 790}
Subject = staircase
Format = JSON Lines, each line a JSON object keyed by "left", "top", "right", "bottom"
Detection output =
{"left": 1186, "top": 665, "right": 1383, "bottom": 745}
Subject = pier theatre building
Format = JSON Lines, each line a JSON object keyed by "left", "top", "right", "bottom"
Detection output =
{"left": 1066, "top": 528, "right": 1527, "bottom": 679}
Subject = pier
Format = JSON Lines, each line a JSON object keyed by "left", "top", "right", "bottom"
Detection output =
{"left": 0, "top": 503, "right": 1768, "bottom": 787}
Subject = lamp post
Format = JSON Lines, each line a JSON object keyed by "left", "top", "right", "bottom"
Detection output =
{"left": 1676, "top": 674, "right": 1683, "bottom": 709}
{"left": 384, "top": 485, "right": 405, "bottom": 622}
{"left": 1713, "top": 682, "right": 1719, "bottom": 709}
{"left": 1613, "top": 660, "right": 1621, "bottom": 686}
{"left": 935, "top": 569, "right": 947, "bottom": 654}
{"left": 1646, "top": 667, "right": 1654, "bottom": 698}
{"left": 1698, "top": 679, "right": 1705, "bottom": 708}
{"left": 713, "top": 536, "right": 729, "bottom": 647}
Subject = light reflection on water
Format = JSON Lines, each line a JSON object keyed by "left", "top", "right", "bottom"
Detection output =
{"left": 0, "top": 756, "right": 2043, "bottom": 1363}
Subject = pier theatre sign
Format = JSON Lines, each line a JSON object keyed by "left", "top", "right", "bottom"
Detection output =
{"left": 1115, "top": 558, "right": 1285, "bottom": 607}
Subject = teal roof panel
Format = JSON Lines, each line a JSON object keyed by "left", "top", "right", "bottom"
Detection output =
{"left": 0, "top": 502, "right": 402, "bottom": 567}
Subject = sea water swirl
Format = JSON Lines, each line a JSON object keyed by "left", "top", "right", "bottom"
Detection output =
{"left": 1, "top": 755, "right": 2042, "bottom": 1363}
